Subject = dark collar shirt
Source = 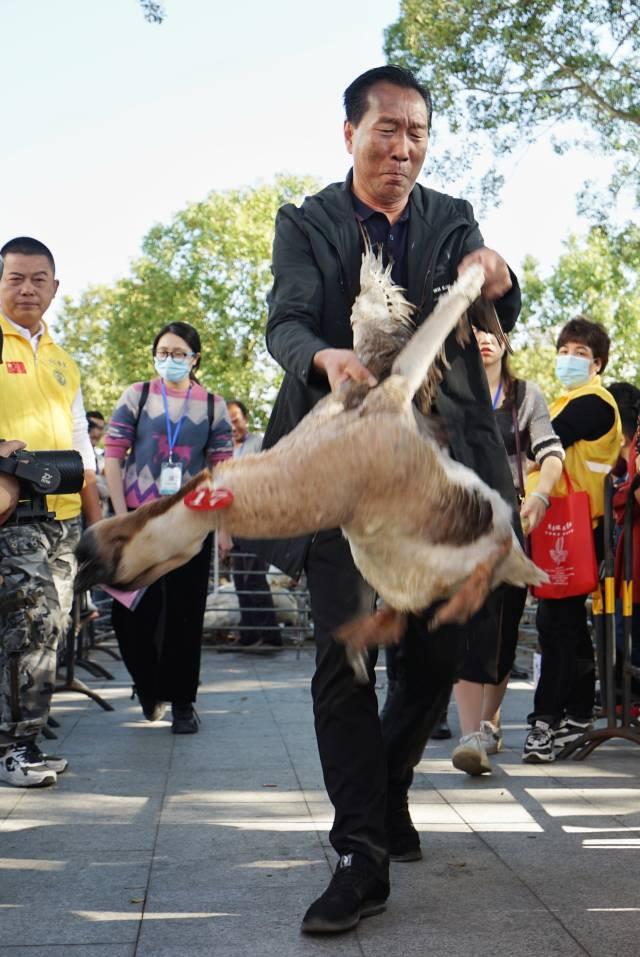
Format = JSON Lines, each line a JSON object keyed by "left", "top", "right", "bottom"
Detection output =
{"left": 351, "top": 192, "right": 410, "bottom": 289}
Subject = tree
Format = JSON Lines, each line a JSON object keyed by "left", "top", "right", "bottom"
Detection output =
{"left": 138, "top": 1, "right": 165, "bottom": 23}
{"left": 511, "top": 223, "right": 640, "bottom": 396}
{"left": 56, "top": 175, "right": 319, "bottom": 421}
{"left": 385, "top": 1, "right": 640, "bottom": 211}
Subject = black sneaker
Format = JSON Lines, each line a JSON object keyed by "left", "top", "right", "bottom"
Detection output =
{"left": 386, "top": 801, "right": 422, "bottom": 862}
{"left": 171, "top": 703, "right": 199, "bottom": 734}
{"left": 301, "top": 854, "right": 389, "bottom": 934}
{"left": 553, "top": 716, "right": 593, "bottom": 749}
{"left": 522, "top": 720, "right": 555, "bottom": 763}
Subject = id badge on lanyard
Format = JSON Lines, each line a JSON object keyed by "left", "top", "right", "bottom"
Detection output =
{"left": 159, "top": 381, "right": 191, "bottom": 495}
{"left": 159, "top": 459, "right": 183, "bottom": 495}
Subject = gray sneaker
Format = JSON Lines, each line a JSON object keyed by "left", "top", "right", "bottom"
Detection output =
{"left": 452, "top": 732, "right": 491, "bottom": 775}
{"left": 479, "top": 720, "right": 503, "bottom": 755}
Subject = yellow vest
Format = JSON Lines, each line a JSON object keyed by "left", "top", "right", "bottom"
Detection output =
{"left": 526, "top": 376, "right": 621, "bottom": 523}
{"left": 0, "top": 314, "right": 82, "bottom": 519}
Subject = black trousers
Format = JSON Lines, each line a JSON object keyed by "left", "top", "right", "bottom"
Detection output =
{"left": 306, "top": 529, "right": 463, "bottom": 879}
{"left": 112, "top": 535, "right": 213, "bottom": 704}
{"left": 531, "top": 593, "right": 595, "bottom": 723}
{"left": 231, "top": 548, "right": 279, "bottom": 643}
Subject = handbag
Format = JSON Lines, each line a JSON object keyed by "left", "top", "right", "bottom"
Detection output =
{"left": 529, "top": 469, "right": 598, "bottom": 599}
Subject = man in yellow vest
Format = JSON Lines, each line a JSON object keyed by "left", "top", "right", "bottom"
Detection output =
{"left": 523, "top": 316, "right": 621, "bottom": 763}
{"left": 0, "top": 236, "right": 101, "bottom": 788}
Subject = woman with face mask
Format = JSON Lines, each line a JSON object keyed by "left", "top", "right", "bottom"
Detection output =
{"left": 450, "top": 323, "right": 564, "bottom": 775}
{"left": 103, "top": 322, "right": 232, "bottom": 733}
{"left": 522, "top": 316, "right": 621, "bottom": 764}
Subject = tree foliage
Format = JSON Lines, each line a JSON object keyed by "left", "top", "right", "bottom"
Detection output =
{"left": 512, "top": 223, "right": 640, "bottom": 397}
{"left": 56, "top": 175, "right": 319, "bottom": 423}
{"left": 385, "top": 0, "right": 640, "bottom": 210}
{"left": 138, "top": 0, "right": 165, "bottom": 23}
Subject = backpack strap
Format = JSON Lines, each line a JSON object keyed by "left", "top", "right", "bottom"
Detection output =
{"left": 134, "top": 382, "right": 150, "bottom": 436}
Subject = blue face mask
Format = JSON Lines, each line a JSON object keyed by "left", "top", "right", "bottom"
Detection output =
{"left": 555, "top": 354, "right": 592, "bottom": 389}
{"left": 154, "top": 356, "right": 192, "bottom": 382}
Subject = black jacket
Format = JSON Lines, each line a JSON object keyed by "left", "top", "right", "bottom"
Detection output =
{"left": 255, "top": 173, "right": 521, "bottom": 577}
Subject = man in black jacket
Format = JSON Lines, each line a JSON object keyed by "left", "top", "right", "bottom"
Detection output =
{"left": 262, "top": 66, "right": 521, "bottom": 934}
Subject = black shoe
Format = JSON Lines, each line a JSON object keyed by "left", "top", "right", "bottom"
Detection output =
{"left": 171, "top": 703, "right": 199, "bottom": 734}
{"left": 430, "top": 713, "right": 452, "bottom": 740}
{"left": 386, "top": 802, "right": 422, "bottom": 862}
{"left": 301, "top": 854, "right": 389, "bottom": 934}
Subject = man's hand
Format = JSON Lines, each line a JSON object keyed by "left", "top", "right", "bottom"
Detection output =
{"left": 458, "top": 247, "right": 512, "bottom": 301}
{"left": 0, "top": 440, "right": 26, "bottom": 526}
{"left": 313, "top": 348, "right": 377, "bottom": 394}
{"left": 80, "top": 471, "right": 103, "bottom": 527}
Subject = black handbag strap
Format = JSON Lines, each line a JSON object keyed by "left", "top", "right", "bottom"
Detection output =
{"left": 511, "top": 381, "right": 526, "bottom": 501}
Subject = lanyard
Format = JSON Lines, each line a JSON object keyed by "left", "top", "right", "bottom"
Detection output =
{"left": 160, "top": 380, "right": 192, "bottom": 462}
{"left": 492, "top": 381, "right": 503, "bottom": 410}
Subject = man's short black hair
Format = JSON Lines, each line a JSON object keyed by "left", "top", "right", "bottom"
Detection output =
{"left": 227, "top": 399, "right": 248, "bottom": 418}
{"left": 0, "top": 237, "right": 56, "bottom": 278}
{"left": 86, "top": 411, "right": 105, "bottom": 423}
{"left": 343, "top": 66, "right": 432, "bottom": 131}
{"left": 556, "top": 316, "right": 611, "bottom": 374}
{"left": 608, "top": 383, "right": 640, "bottom": 443}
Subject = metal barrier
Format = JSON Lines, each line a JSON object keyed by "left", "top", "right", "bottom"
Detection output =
{"left": 204, "top": 536, "right": 313, "bottom": 649}
{"left": 561, "top": 473, "right": 640, "bottom": 759}
{"left": 53, "top": 592, "right": 115, "bottom": 712}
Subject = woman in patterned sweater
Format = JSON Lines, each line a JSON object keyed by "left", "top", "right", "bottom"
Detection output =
{"left": 450, "top": 324, "right": 564, "bottom": 775}
{"left": 104, "top": 322, "right": 232, "bottom": 733}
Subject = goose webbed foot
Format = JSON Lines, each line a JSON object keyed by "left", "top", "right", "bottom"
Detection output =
{"left": 335, "top": 606, "right": 407, "bottom": 651}
{"left": 429, "top": 536, "right": 512, "bottom": 630}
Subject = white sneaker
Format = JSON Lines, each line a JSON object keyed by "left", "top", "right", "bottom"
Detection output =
{"left": 0, "top": 741, "right": 57, "bottom": 788}
{"left": 452, "top": 732, "right": 491, "bottom": 775}
{"left": 42, "top": 754, "right": 68, "bottom": 774}
{"left": 479, "top": 720, "right": 503, "bottom": 755}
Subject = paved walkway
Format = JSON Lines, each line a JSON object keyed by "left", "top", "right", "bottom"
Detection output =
{"left": 2, "top": 643, "right": 640, "bottom": 956}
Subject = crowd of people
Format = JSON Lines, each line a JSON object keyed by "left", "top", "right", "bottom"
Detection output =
{"left": 1, "top": 64, "right": 638, "bottom": 937}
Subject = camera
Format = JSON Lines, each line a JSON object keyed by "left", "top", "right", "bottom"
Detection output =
{"left": 0, "top": 447, "right": 84, "bottom": 524}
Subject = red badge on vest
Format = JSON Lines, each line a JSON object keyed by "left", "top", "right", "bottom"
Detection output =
{"left": 5, "top": 361, "right": 27, "bottom": 374}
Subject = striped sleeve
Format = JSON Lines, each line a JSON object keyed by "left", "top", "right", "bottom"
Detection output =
{"left": 205, "top": 394, "right": 233, "bottom": 466}
{"left": 523, "top": 381, "right": 564, "bottom": 465}
{"left": 104, "top": 383, "right": 143, "bottom": 461}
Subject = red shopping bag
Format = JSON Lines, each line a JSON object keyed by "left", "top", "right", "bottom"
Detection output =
{"left": 529, "top": 472, "right": 599, "bottom": 599}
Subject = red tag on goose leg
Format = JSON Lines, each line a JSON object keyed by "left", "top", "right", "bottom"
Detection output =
{"left": 184, "top": 487, "right": 234, "bottom": 511}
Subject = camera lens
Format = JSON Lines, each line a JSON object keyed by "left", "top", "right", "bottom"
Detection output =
{"left": 31, "top": 451, "right": 84, "bottom": 494}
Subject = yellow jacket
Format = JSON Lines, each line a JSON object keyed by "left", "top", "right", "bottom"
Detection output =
{"left": 526, "top": 375, "right": 621, "bottom": 523}
{"left": 0, "top": 314, "right": 82, "bottom": 519}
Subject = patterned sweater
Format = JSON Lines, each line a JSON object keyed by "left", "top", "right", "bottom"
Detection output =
{"left": 495, "top": 379, "right": 564, "bottom": 493}
{"left": 104, "top": 379, "right": 232, "bottom": 508}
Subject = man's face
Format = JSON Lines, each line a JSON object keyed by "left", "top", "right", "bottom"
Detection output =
{"left": 0, "top": 253, "right": 58, "bottom": 332}
{"left": 227, "top": 404, "right": 248, "bottom": 444}
{"left": 344, "top": 82, "right": 429, "bottom": 209}
{"left": 557, "top": 340, "right": 601, "bottom": 378}
{"left": 88, "top": 419, "right": 105, "bottom": 448}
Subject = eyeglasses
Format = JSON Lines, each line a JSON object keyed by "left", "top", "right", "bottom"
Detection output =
{"left": 155, "top": 349, "right": 194, "bottom": 361}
